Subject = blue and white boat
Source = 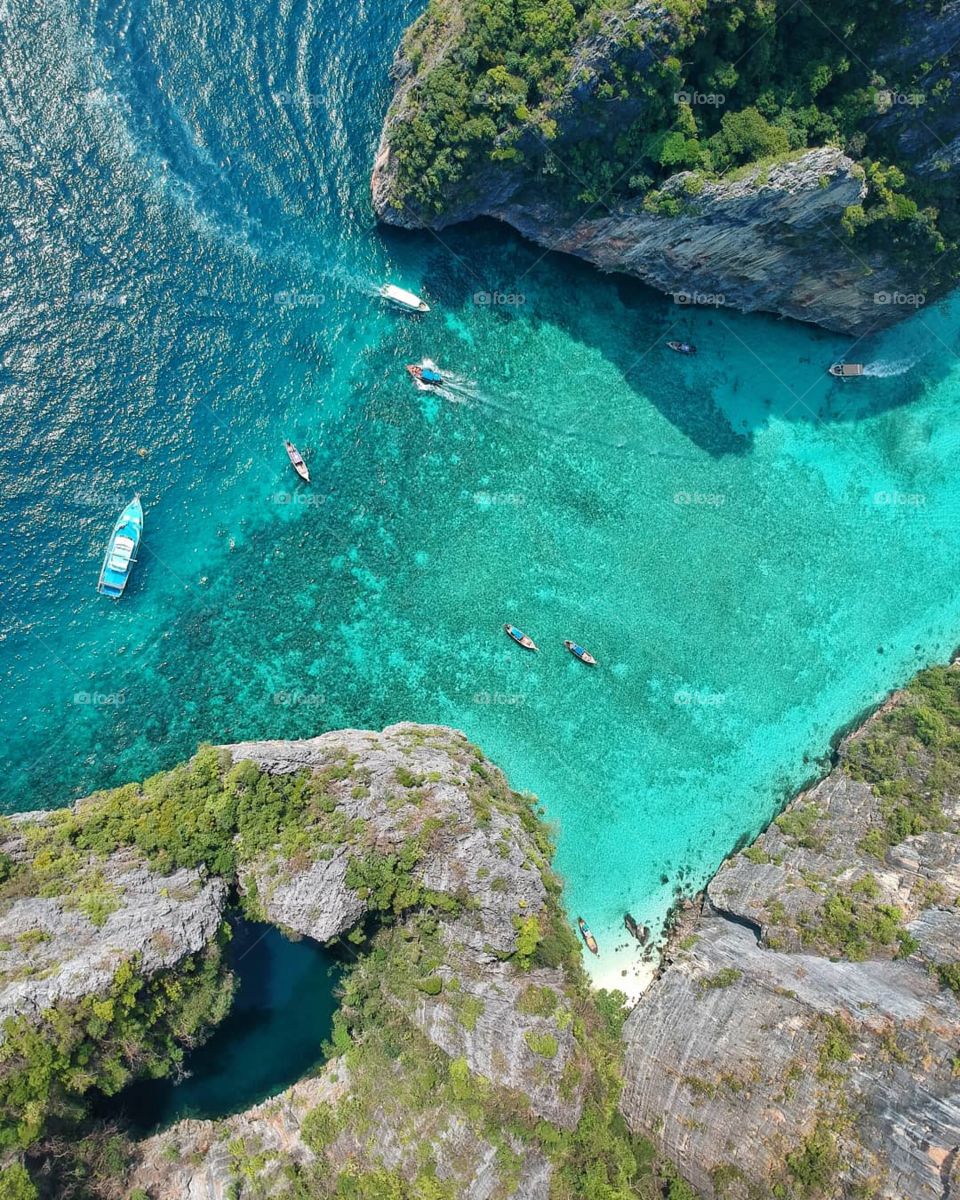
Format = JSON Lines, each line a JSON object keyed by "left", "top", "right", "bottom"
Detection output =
{"left": 97, "top": 495, "right": 143, "bottom": 599}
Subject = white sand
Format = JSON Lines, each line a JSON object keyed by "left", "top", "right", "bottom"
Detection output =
{"left": 586, "top": 944, "right": 659, "bottom": 1006}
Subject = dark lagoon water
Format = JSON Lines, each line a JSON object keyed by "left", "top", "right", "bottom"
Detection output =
{"left": 101, "top": 922, "right": 342, "bottom": 1130}
{"left": 2, "top": 0, "right": 960, "bottom": 988}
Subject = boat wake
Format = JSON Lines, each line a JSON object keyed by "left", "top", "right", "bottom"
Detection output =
{"left": 862, "top": 357, "right": 919, "bottom": 378}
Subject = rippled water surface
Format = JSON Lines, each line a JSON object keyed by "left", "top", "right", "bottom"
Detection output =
{"left": 3, "top": 0, "right": 960, "bottom": 983}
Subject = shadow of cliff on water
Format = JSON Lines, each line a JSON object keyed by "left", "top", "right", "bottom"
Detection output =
{"left": 378, "top": 217, "right": 958, "bottom": 458}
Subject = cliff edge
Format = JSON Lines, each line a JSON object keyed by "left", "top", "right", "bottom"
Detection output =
{"left": 620, "top": 665, "right": 960, "bottom": 1200}
{"left": 371, "top": 0, "right": 960, "bottom": 335}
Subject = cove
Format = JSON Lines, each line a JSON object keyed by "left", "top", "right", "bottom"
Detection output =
{"left": 2, "top": 0, "right": 960, "bottom": 992}
{"left": 101, "top": 921, "right": 342, "bottom": 1132}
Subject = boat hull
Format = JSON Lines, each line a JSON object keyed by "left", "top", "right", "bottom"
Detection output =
{"left": 97, "top": 496, "right": 144, "bottom": 599}
{"left": 380, "top": 284, "right": 429, "bottom": 313}
{"left": 504, "top": 624, "right": 537, "bottom": 651}
{"left": 564, "top": 640, "right": 597, "bottom": 665}
{"left": 577, "top": 918, "right": 599, "bottom": 955}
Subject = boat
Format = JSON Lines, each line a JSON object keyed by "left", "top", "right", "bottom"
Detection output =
{"left": 379, "top": 283, "right": 430, "bottom": 313}
{"left": 577, "top": 916, "right": 599, "bottom": 955}
{"left": 503, "top": 624, "right": 538, "bottom": 651}
{"left": 667, "top": 340, "right": 696, "bottom": 355}
{"left": 284, "top": 440, "right": 310, "bottom": 482}
{"left": 563, "top": 640, "right": 597, "bottom": 666}
{"left": 97, "top": 495, "right": 144, "bottom": 600}
{"left": 406, "top": 362, "right": 444, "bottom": 387}
{"left": 624, "top": 913, "right": 649, "bottom": 944}
{"left": 828, "top": 362, "right": 864, "bottom": 378}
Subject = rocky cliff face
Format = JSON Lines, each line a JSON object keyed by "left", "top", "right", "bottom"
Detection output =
{"left": 1, "top": 724, "right": 602, "bottom": 1199}
{"left": 371, "top": 0, "right": 959, "bottom": 336}
{"left": 619, "top": 674, "right": 960, "bottom": 1200}
{"left": 7, "top": 689, "right": 960, "bottom": 1199}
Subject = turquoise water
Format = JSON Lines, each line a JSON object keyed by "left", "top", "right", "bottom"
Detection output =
{"left": 3, "top": 0, "right": 960, "bottom": 984}
{"left": 99, "top": 921, "right": 342, "bottom": 1129}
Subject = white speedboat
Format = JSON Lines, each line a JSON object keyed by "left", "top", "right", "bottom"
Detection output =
{"left": 379, "top": 283, "right": 429, "bottom": 313}
{"left": 829, "top": 362, "right": 864, "bottom": 378}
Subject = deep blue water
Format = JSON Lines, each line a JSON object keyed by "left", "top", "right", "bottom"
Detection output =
{"left": 101, "top": 921, "right": 341, "bottom": 1129}
{"left": 2, "top": 0, "right": 960, "bottom": 991}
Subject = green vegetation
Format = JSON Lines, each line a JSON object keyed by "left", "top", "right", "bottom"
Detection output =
{"left": 0, "top": 1164, "right": 37, "bottom": 1200}
{"left": 0, "top": 935, "right": 232, "bottom": 1150}
{"left": 846, "top": 665, "right": 959, "bottom": 860}
{"left": 935, "top": 962, "right": 960, "bottom": 994}
{"left": 386, "top": 0, "right": 957, "bottom": 286}
{"left": 799, "top": 888, "right": 917, "bottom": 961}
{"left": 697, "top": 967, "right": 742, "bottom": 991}
{"left": 784, "top": 1121, "right": 840, "bottom": 1198}
{"left": 524, "top": 1029, "right": 559, "bottom": 1057}
{"left": 775, "top": 804, "right": 825, "bottom": 851}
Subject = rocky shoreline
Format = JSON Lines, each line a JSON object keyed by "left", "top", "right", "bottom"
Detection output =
{"left": 3, "top": 669, "right": 960, "bottom": 1198}
{"left": 370, "top": 0, "right": 960, "bottom": 335}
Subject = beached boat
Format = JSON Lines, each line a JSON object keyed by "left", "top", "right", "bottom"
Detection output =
{"left": 503, "top": 623, "right": 538, "bottom": 651}
{"left": 406, "top": 362, "right": 444, "bottom": 387}
{"left": 563, "top": 640, "right": 597, "bottom": 665}
{"left": 624, "top": 913, "right": 649, "bottom": 944}
{"left": 667, "top": 340, "right": 696, "bottom": 355}
{"left": 829, "top": 362, "right": 864, "bottom": 378}
{"left": 284, "top": 440, "right": 310, "bottom": 482}
{"left": 97, "top": 495, "right": 143, "bottom": 599}
{"left": 577, "top": 916, "right": 599, "bottom": 955}
{"left": 379, "top": 283, "right": 430, "bottom": 313}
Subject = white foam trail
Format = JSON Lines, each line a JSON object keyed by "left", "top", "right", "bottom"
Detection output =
{"left": 862, "top": 357, "right": 918, "bottom": 378}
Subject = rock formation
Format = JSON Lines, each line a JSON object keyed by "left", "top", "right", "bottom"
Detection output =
{"left": 620, "top": 670, "right": 960, "bottom": 1199}
{"left": 4, "top": 677, "right": 960, "bottom": 1199}
{"left": 371, "top": 0, "right": 960, "bottom": 335}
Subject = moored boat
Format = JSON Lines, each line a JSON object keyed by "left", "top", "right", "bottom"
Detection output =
{"left": 379, "top": 283, "right": 430, "bottom": 313}
{"left": 667, "top": 340, "right": 696, "bottom": 355}
{"left": 577, "top": 916, "right": 599, "bottom": 955}
{"left": 563, "top": 639, "right": 597, "bottom": 665}
{"left": 284, "top": 440, "right": 310, "bottom": 482}
{"left": 406, "top": 361, "right": 444, "bottom": 387}
{"left": 503, "top": 623, "right": 538, "bottom": 651}
{"left": 829, "top": 362, "right": 864, "bottom": 378}
{"left": 97, "top": 495, "right": 144, "bottom": 600}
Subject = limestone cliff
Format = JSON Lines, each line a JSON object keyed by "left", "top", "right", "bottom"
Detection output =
{"left": 5, "top": 684, "right": 960, "bottom": 1200}
{"left": 371, "top": 0, "right": 960, "bottom": 335}
{"left": 0, "top": 724, "right": 632, "bottom": 1199}
{"left": 619, "top": 668, "right": 960, "bottom": 1200}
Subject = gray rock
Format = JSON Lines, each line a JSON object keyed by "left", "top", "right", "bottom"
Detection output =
{"left": 371, "top": 4, "right": 951, "bottom": 335}
{"left": 0, "top": 841, "right": 227, "bottom": 1033}
{"left": 228, "top": 723, "right": 547, "bottom": 959}
{"left": 620, "top": 682, "right": 960, "bottom": 1200}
